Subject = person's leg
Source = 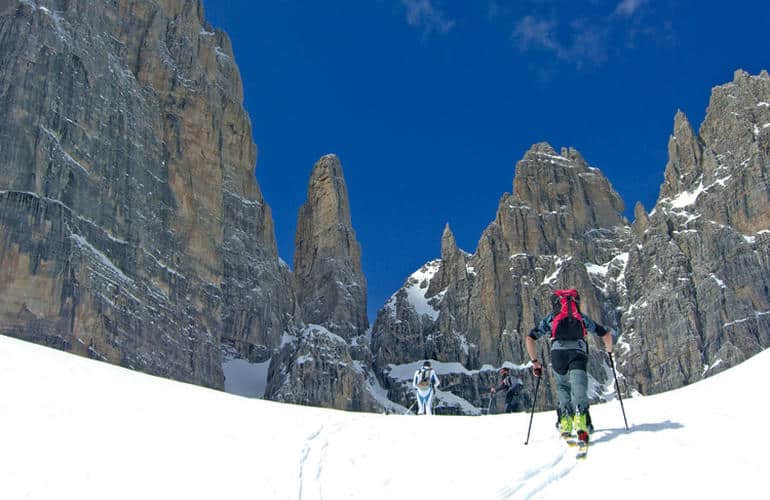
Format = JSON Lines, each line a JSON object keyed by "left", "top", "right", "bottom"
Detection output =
{"left": 569, "top": 367, "right": 590, "bottom": 435}
{"left": 566, "top": 349, "right": 589, "bottom": 417}
{"left": 569, "top": 368, "right": 589, "bottom": 415}
{"left": 553, "top": 370, "right": 573, "bottom": 415}
{"left": 505, "top": 391, "right": 515, "bottom": 413}
{"left": 416, "top": 391, "right": 426, "bottom": 415}
{"left": 425, "top": 389, "right": 434, "bottom": 416}
{"left": 552, "top": 369, "right": 574, "bottom": 434}
{"left": 562, "top": 349, "right": 589, "bottom": 435}
{"left": 551, "top": 350, "right": 574, "bottom": 417}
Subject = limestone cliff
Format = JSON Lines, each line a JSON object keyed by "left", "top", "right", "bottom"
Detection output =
{"left": 293, "top": 154, "right": 368, "bottom": 340}
{"left": 264, "top": 155, "right": 380, "bottom": 411}
{"left": 0, "top": 0, "right": 294, "bottom": 386}
{"left": 621, "top": 70, "right": 770, "bottom": 394}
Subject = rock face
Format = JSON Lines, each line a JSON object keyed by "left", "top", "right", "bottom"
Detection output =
{"left": 373, "top": 71, "right": 770, "bottom": 413}
{"left": 620, "top": 70, "right": 770, "bottom": 394}
{"left": 264, "top": 155, "right": 380, "bottom": 411}
{"left": 0, "top": 0, "right": 294, "bottom": 386}
{"left": 372, "top": 143, "right": 630, "bottom": 412}
{"left": 293, "top": 155, "right": 368, "bottom": 340}
{"left": 372, "top": 259, "right": 446, "bottom": 366}
{"left": 0, "top": 1, "right": 381, "bottom": 412}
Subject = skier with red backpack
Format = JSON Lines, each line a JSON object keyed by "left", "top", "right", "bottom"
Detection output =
{"left": 525, "top": 289, "right": 615, "bottom": 446}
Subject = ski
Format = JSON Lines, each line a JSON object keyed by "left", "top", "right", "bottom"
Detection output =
{"left": 575, "top": 440, "right": 589, "bottom": 459}
{"left": 563, "top": 432, "right": 589, "bottom": 458}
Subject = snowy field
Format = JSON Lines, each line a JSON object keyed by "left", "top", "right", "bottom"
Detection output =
{"left": 1, "top": 334, "right": 767, "bottom": 500}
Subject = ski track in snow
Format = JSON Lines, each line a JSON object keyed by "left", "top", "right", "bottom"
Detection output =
{"left": 497, "top": 444, "right": 575, "bottom": 499}
{"left": 299, "top": 426, "right": 325, "bottom": 499}
{"left": 299, "top": 421, "right": 350, "bottom": 500}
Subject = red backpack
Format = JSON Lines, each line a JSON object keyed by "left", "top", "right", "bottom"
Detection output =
{"left": 550, "top": 289, "right": 587, "bottom": 341}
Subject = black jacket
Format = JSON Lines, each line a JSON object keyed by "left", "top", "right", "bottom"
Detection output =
{"left": 494, "top": 373, "right": 522, "bottom": 400}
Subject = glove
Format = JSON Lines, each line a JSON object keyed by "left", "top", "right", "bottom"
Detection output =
{"left": 531, "top": 360, "right": 543, "bottom": 377}
{"left": 490, "top": 387, "right": 496, "bottom": 394}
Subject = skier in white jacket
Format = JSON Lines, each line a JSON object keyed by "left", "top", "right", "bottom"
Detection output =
{"left": 412, "top": 360, "right": 440, "bottom": 415}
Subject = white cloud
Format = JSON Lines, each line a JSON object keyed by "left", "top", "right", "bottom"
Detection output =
{"left": 401, "top": 0, "right": 455, "bottom": 35}
{"left": 513, "top": 15, "right": 559, "bottom": 53}
{"left": 508, "top": 0, "right": 662, "bottom": 70}
{"left": 512, "top": 15, "right": 608, "bottom": 67}
{"left": 614, "top": 0, "right": 648, "bottom": 17}
{"left": 568, "top": 18, "right": 608, "bottom": 66}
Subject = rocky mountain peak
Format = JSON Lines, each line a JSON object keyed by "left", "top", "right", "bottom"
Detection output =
{"left": 659, "top": 110, "right": 703, "bottom": 199}
{"left": 264, "top": 155, "right": 376, "bottom": 411}
{"left": 441, "top": 223, "right": 459, "bottom": 257}
{"left": 559, "top": 146, "right": 589, "bottom": 167}
{"left": 731, "top": 68, "right": 769, "bottom": 84}
{"left": 632, "top": 201, "right": 649, "bottom": 238}
{"left": 699, "top": 69, "right": 770, "bottom": 163}
{"left": 621, "top": 70, "right": 770, "bottom": 396}
{"left": 426, "top": 223, "right": 468, "bottom": 298}
{"left": 496, "top": 143, "right": 627, "bottom": 261}
{"left": 294, "top": 154, "right": 368, "bottom": 339}
{"left": 655, "top": 70, "right": 770, "bottom": 234}
{"left": 511, "top": 142, "right": 625, "bottom": 232}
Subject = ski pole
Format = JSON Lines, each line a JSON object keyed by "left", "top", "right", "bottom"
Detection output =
{"left": 608, "top": 352, "right": 629, "bottom": 431}
{"left": 486, "top": 393, "right": 494, "bottom": 415}
{"left": 524, "top": 373, "right": 541, "bottom": 445}
{"left": 405, "top": 400, "right": 417, "bottom": 415}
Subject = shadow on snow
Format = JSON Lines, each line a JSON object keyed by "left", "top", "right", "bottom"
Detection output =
{"left": 591, "top": 420, "right": 684, "bottom": 444}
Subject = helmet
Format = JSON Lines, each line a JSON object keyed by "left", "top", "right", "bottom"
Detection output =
{"left": 422, "top": 360, "right": 432, "bottom": 368}
{"left": 499, "top": 367, "right": 510, "bottom": 375}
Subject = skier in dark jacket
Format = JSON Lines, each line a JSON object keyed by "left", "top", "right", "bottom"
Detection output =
{"left": 490, "top": 367, "right": 523, "bottom": 413}
{"left": 525, "top": 289, "right": 616, "bottom": 444}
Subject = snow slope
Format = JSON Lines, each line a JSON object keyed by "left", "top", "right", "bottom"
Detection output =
{"left": 1, "top": 334, "right": 766, "bottom": 499}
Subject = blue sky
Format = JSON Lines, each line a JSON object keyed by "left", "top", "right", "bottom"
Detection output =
{"left": 202, "top": 0, "right": 770, "bottom": 320}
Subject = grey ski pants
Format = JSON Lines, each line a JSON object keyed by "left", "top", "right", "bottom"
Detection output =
{"left": 553, "top": 368, "right": 588, "bottom": 416}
